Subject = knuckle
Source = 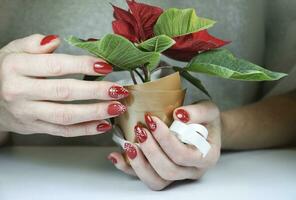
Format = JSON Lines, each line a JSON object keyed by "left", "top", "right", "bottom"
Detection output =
{"left": 59, "top": 126, "right": 72, "bottom": 137}
{"left": 196, "top": 105, "right": 208, "bottom": 116}
{"left": 53, "top": 80, "right": 71, "bottom": 100}
{"left": 144, "top": 148, "right": 158, "bottom": 161}
{"left": 9, "top": 105, "right": 25, "bottom": 119}
{"left": 121, "top": 164, "right": 131, "bottom": 174}
{"left": 53, "top": 108, "right": 73, "bottom": 125}
{"left": 172, "top": 154, "right": 186, "bottom": 166}
{"left": 79, "top": 56, "right": 93, "bottom": 73}
{"left": 44, "top": 55, "right": 62, "bottom": 75}
{"left": 1, "top": 53, "right": 18, "bottom": 72}
{"left": 158, "top": 167, "right": 178, "bottom": 181}
{"left": 1, "top": 82, "right": 23, "bottom": 102}
{"left": 83, "top": 124, "right": 94, "bottom": 136}
{"left": 156, "top": 133, "right": 174, "bottom": 147}
{"left": 90, "top": 83, "right": 102, "bottom": 99}
{"left": 94, "top": 104, "right": 105, "bottom": 119}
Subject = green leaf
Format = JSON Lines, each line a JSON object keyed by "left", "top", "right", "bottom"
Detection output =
{"left": 66, "top": 34, "right": 160, "bottom": 70}
{"left": 154, "top": 8, "right": 216, "bottom": 38}
{"left": 137, "top": 35, "right": 175, "bottom": 52}
{"left": 173, "top": 67, "right": 211, "bottom": 98}
{"left": 185, "top": 49, "right": 287, "bottom": 81}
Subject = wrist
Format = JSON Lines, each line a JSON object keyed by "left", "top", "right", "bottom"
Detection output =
{"left": 220, "top": 110, "right": 237, "bottom": 150}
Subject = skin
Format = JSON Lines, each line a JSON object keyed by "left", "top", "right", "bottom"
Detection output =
{"left": 0, "top": 35, "right": 295, "bottom": 191}
{"left": 110, "top": 93, "right": 296, "bottom": 190}
{"left": 0, "top": 34, "right": 127, "bottom": 139}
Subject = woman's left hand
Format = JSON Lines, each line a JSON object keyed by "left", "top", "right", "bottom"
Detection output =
{"left": 108, "top": 100, "right": 222, "bottom": 190}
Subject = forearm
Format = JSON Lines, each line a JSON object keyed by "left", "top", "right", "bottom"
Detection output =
{"left": 221, "top": 91, "right": 296, "bottom": 150}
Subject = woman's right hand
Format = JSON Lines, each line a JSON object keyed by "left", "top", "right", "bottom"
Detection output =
{"left": 0, "top": 34, "right": 128, "bottom": 137}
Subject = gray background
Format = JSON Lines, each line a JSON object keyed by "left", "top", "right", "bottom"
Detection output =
{"left": 0, "top": 0, "right": 295, "bottom": 145}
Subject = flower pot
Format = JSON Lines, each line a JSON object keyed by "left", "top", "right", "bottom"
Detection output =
{"left": 115, "top": 72, "right": 186, "bottom": 142}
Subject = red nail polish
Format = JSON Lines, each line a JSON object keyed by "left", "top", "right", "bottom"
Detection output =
{"left": 108, "top": 85, "right": 129, "bottom": 99}
{"left": 144, "top": 113, "right": 157, "bottom": 132}
{"left": 107, "top": 155, "right": 117, "bottom": 164}
{"left": 40, "top": 35, "right": 58, "bottom": 45}
{"left": 134, "top": 124, "right": 147, "bottom": 143}
{"left": 96, "top": 123, "right": 112, "bottom": 132}
{"left": 107, "top": 103, "right": 126, "bottom": 116}
{"left": 175, "top": 109, "right": 190, "bottom": 123}
{"left": 93, "top": 62, "right": 113, "bottom": 75}
{"left": 124, "top": 143, "right": 137, "bottom": 160}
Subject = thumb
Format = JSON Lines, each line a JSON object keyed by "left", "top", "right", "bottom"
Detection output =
{"left": 173, "top": 100, "right": 220, "bottom": 124}
{"left": 1, "top": 34, "right": 60, "bottom": 54}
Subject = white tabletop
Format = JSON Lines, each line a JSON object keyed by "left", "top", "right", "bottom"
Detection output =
{"left": 0, "top": 146, "right": 295, "bottom": 200}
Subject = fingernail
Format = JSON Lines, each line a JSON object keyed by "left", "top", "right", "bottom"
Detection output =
{"left": 107, "top": 103, "right": 126, "bottom": 116}
{"left": 124, "top": 143, "right": 137, "bottom": 160}
{"left": 107, "top": 155, "right": 117, "bottom": 164}
{"left": 93, "top": 62, "right": 113, "bottom": 75}
{"left": 144, "top": 113, "right": 157, "bottom": 132}
{"left": 175, "top": 109, "right": 190, "bottom": 123}
{"left": 40, "top": 34, "right": 58, "bottom": 45}
{"left": 96, "top": 122, "right": 112, "bottom": 132}
{"left": 134, "top": 124, "right": 147, "bottom": 143}
{"left": 108, "top": 85, "right": 129, "bottom": 99}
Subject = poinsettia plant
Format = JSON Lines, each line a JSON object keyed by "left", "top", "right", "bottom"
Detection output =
{"left": 67, "top": 0, "right": 286, "bottom": 97}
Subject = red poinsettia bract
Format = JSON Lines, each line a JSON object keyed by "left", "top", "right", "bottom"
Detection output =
{"left": 112, "top": 0, "right": 230, "bottom": 62}
{"left": 112, "top": 0, "right": 163, "bottom": 43}
{"left": 163, "top": 30, "right": 230, "bottom": 62}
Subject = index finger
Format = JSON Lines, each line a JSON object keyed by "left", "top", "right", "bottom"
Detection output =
{"left": 8, "top": 53, "right": 113, "bottom": 77}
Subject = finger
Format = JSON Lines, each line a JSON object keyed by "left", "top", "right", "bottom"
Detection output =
{"left": 108, "top": 152, "right": 137, "bottom": 177}
{"left": 9, "top": 53, "right": 112, "bottom": 77}
{"left": 27, "top": 101, "right": 126, "bottom": 125}
{"left": 30, "top": 120, "right": 111, "bottom": 137}
{"left": 174, "top": 100, "right": 219, "bottom": 124}
{"left": 25, "top": 78, "right": 129, "bottom": 101}
{"left": 1, "top": 34, "right": 60, "bottom": 54}
{"left": 173, "top": 101, "right": 221, "bottom": 157}
{"left": 134, "top": 125, "right": 198, "bottom": 181}
{"left": 123, "top": 143, "right": 171, "bottom": 191}
{"left": 145, "top": 114, "right": 204, "bottom": 168}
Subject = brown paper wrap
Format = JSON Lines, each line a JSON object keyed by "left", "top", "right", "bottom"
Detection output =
{"left": 115, "top": 72, "right": 186, "bottom": 142}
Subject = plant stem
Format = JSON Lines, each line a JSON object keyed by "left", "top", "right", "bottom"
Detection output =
{"left": 134, "top": 69, "right": 145, "bottom": 83}
{"left": 130, "top": 70, "right": 137, "bottom": 85}
{"left": 142, "top": 65, "right": 151, "bottom": 82}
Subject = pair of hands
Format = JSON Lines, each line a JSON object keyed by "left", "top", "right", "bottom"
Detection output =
{"left": 0, "top": 34, "right": 128, "bottom": 136}
{"left": 109, "top": 101, "right": 222, "bottom": 190}
{"left": 0, "top": 34, "right": 222, "bottom": 191}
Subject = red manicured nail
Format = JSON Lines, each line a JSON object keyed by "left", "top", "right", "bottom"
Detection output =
{"left": 144, "top": 113, "right": 157, "bottom": 132}
{"left": 40, "top": 35, "right": 58, "bottom": 45}
{"left": 124, "top": 143, "right": 137, "bottom": 160}
{"left": 108, "top": 85, "right": 129, "bottom": 99}
{"left": 93, "top": 62, "right": 113, "bottom": 75}
{"left": 107, "top": 155, "right": 117, "bottom": 164}
{"left": 175, "top": 109, "right": 190, "bottom": 123}
{"left": 107, "top": 103, "right": 126, "bottom": 116}
{"left": 134, "top": 124, "right": 147, "bottom": 143}
{"left": 97, "top": 122, "right": 112, "bottom": 132}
